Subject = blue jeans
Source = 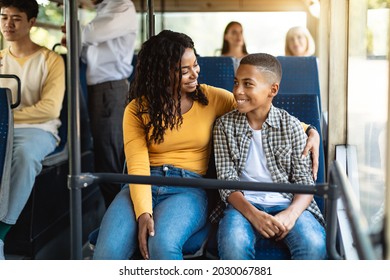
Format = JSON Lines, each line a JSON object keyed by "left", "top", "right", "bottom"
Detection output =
{"left": 218, "top": 204, "right": 327, "bottom": 260}
{"left": 2, "top": 128, "right": 57, "bottom": 224}
{"left": 93, "top": 165, "right": 208, "bottom": 260}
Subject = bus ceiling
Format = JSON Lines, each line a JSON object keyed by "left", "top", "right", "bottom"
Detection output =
{"left": 133, "top": 0, "right": 315, "bottom": 12}
{"left": 49, "top": 0, "right": 317, "bottom": 13}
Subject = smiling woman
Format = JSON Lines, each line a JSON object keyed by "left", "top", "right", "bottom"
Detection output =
{"left": 92, "top": 29, "right": 237, "bottom": 260}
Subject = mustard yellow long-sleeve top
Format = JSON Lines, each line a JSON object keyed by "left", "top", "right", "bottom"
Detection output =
{"left": 123, "top": 84, "right": 236, "bottom": 219}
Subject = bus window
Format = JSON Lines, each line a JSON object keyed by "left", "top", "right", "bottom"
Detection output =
{"left": 29, "top": 2, "right": 96, "bottom": 51}
{"left": 348, "top": 1, "right": 389, "bottom": 233}
{"left": 34, "top": 1, "right": 63, "bottom": 49}
{"left": 151, "top": 12, "right": 307, "bottom": 56}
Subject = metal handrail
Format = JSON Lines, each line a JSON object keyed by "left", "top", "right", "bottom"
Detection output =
{"left": 328, "top": 160, "right": 378, "bottom": 260}
{"left": 70, "top": 160, "right": 378, "bottom": 260}
{"left": 71, "top": 171, "right": 342, "bottom": 259}
{"left": 0, "top": 74, "right": 21, "bottom": 109}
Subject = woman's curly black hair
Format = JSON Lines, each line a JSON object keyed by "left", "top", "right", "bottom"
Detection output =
{"left": 128, "top": 30, "right": 209, "bottom": 145}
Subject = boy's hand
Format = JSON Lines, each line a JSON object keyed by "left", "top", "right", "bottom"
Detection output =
{"left": 250, "top": 209, "right": 286, "bottom": 239}
{"left": 274, "top": 210, "right": 299, "bottom": 241}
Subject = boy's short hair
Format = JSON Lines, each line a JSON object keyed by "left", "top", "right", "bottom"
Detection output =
{"left": 240, "top": 53, "right": 282, "bottom": 84}
{"left": 0, "top": 0, "right": 39, "bottom": 20}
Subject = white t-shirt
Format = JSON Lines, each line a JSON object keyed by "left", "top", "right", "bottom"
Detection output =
{"left": 241, "top": 129, "right": 290, "bottom": 206}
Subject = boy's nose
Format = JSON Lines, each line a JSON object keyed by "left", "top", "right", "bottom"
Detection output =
{"left": 234, "top": 85, "right": 244, "bottom": 95}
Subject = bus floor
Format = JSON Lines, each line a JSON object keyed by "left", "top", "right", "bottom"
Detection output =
{"left": 4, "top": 240, "right": 95, "bottom": 260}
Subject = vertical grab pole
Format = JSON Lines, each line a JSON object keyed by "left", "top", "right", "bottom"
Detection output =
{"left": 147, "top": 0, "right": 155, "bottom": 38}
{"left": 64, "top": 0, "right": 82, "bottom": 260}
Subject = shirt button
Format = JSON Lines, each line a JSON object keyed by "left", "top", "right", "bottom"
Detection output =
{"left": 163, "top": 166, "right": 169, "bottom": 171}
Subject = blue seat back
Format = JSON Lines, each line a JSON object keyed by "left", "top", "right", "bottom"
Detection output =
{"left": 277, "top": 56, "right": 323, "bottom": 121}
{"left": 0, "top": 88, "right": 9, "bottom": 184}
{"left": 197, "top": 56, "right": 235, "bottom": 92}
{"left": 273, "top": 93, "right": 326, "bottom": 208}
{"left": 0, "top": 86, "right": 14, "bottom": 220}
{"left": 127, "top": 55, "right": 234, "bottom": 92}
{"left": 277, "top": 56, "right": 320, "bottom": 95}
{"left": 276, "top": 56, "right": 324, "bottom": 180}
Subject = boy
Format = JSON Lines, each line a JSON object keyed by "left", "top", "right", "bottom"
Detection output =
{"left": 0, "top": 0, "right": 65, "bottom": 260}
{"left": 213, "top": 53, "right": 326, "bottom": 260}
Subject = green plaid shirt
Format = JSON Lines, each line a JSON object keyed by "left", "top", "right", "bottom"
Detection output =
{"left": 210, "top": 105, "right": 325, "bottom": 227}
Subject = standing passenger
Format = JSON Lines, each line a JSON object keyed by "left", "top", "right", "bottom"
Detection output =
{"left": 81, "top": 0, "right": 138, "bottom": 208}
{"left": 0, "top": 0, "right": 65, "bottom": 260}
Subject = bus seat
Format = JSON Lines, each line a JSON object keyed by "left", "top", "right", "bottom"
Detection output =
{"left": 0, "top": 88, "right": 13, "bottom": 221}
{"left": 273, "top": 93, "right": 326, "bottom": 186}
{"left": 276, "top": 56, "right": 326, "bottom": 144}
{"left": 272, "top": 94, "right": 326, "bottom": 261}
{"left": 197, "top": 56, "right": 235, "bottom": 92}
{"left": 127, "top": 55, "right": 234, "bottom": 91}
{"left": 277, "top": 56, "right": 320, "bottom": 97}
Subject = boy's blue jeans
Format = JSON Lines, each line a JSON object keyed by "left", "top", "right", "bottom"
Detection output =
{"left": 218, "top": 203, "right": 327, "bottom": 260}
{"left": 93, "top": 165, "right": 208, "bottom": 260}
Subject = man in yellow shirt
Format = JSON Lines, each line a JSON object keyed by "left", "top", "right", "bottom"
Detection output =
{"left": 0, "top": 0, "right": 65, "bottom": 260}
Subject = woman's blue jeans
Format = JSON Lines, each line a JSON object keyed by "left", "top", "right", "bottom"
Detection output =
{"left": 93, "top": 165, "right": 208, "bottom": 260}
{"left": 218, "top": 204, "right": 327, "bottom": 260}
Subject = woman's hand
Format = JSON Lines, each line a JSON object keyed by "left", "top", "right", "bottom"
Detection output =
{"left": 137, "top": 213, "right": 155, "bottom": 259}
{"left": 302, "top": 128, "right": 320, "bottom": 180}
